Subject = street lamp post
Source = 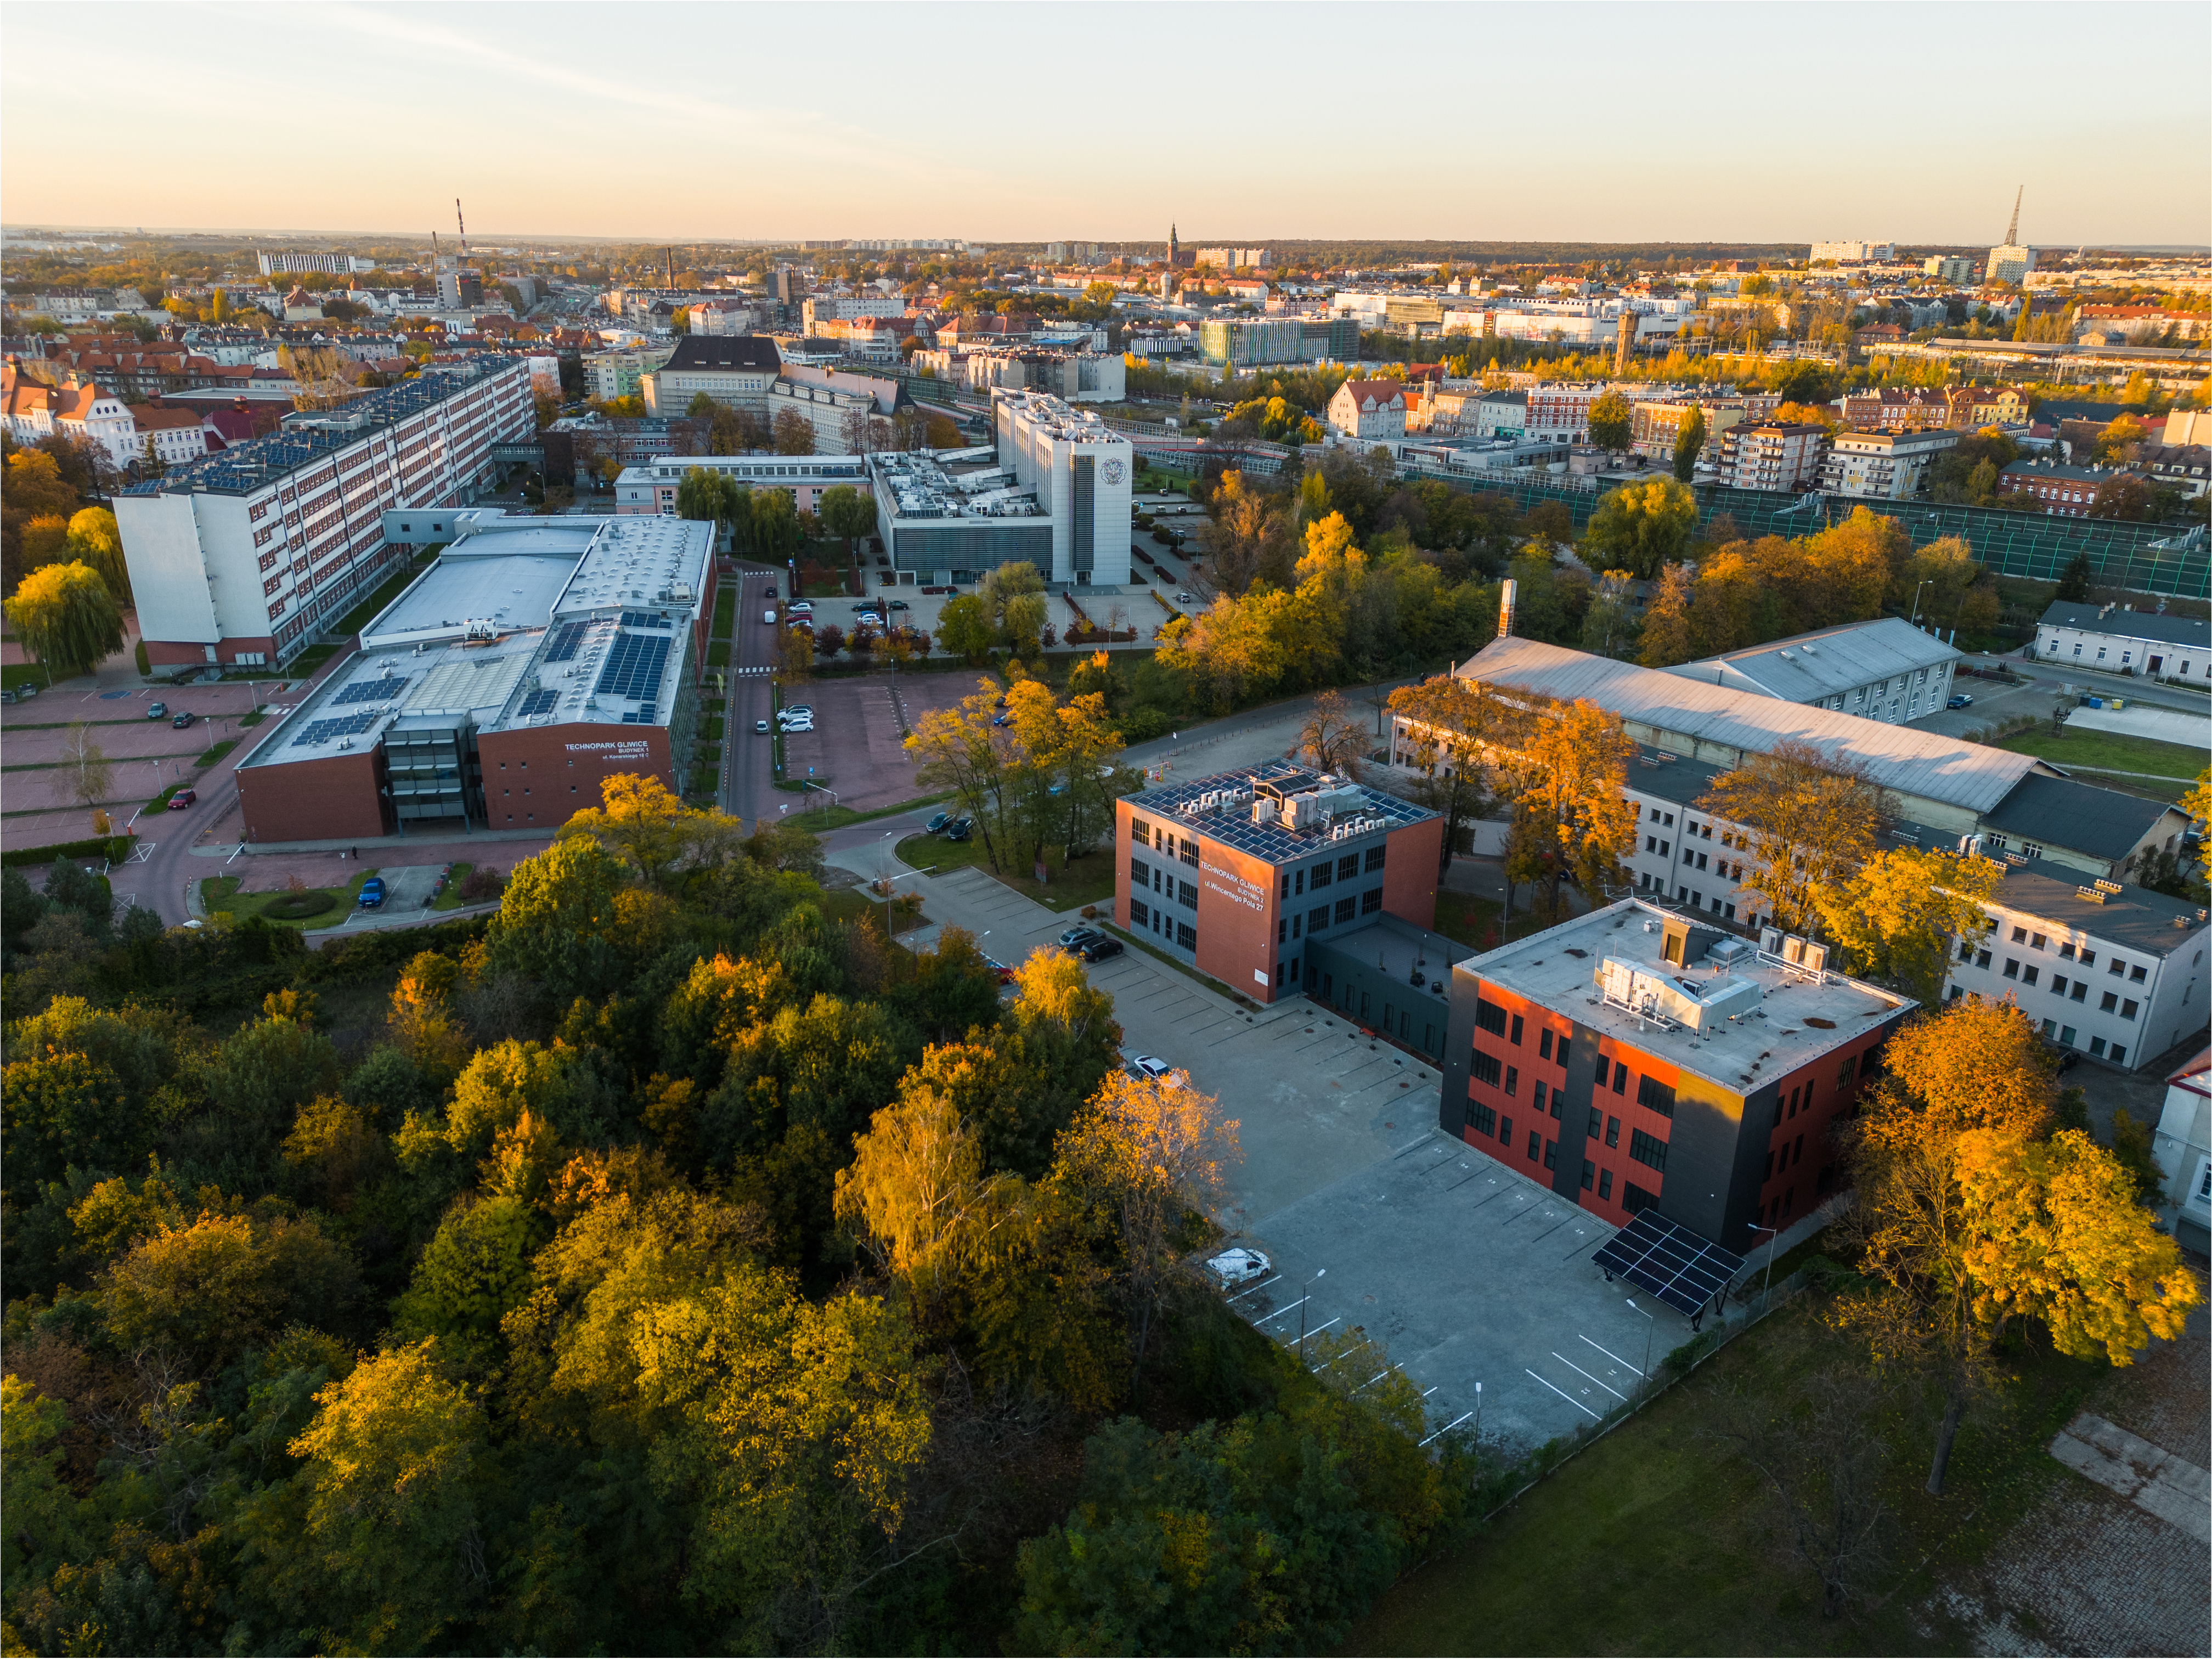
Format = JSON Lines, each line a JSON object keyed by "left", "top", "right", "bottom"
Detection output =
{"left": 1625, "top": 1297, "right": 1655, "bottom": 1392}
{"left": 1746, "top": 1222, "right": 1781, "bottom": 1315}
{"left": 1297, "top": 1267, "right": 1327, "bottom": 1359}
{"left": 1909, "top": 579, "right": 1932, "bottom": 627}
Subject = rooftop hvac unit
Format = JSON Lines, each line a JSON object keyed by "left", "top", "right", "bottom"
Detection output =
{"left": 1760, "top": 926, "right": 1785, "bottom": 956}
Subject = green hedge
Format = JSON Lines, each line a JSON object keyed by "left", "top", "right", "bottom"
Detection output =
{"left": 2, "top": 833, "right": 134, "bottom": 868}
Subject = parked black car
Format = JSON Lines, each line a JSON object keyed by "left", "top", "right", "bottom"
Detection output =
{"left": 1076, "top": 936, "right": 1124, "bottom": 963}
{"left": 925, "top": 811, "right": 951, "bottom": 833}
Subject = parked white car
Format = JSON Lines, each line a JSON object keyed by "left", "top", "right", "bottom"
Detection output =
{"left": 1206, "top": 1247, "right": 1272, "bottom": 1288}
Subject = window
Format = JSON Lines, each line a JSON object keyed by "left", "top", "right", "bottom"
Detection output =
{"left": 2108, "top": 958, "right": 2125, "bottom": 977}
{"left": 1539, "top": 1029, "right": 1554, "bottom": 1060}
{"left": 1179, "top": 838, "right": 1198, "bottom": 868}
{"left": 1976, "top": 950, "right": 1991, "bottom": 968}
{"left": 1130, "top": 816, "right": 1150, "bottom": 846}
{"left": 2059, "top": 1025, "right": 2076, "bottom": 1046}
{"left": 1130, "top": 899, "right": 1149, "bottom": 928}
{"left": 2029, "top": 933, "right": 2046, "bottom": 950}
{"left": 1612, "top": 1060, "right": 1629, "bottom": 1093}
{"left": 1605, "top": 1114, "right": 1621, "bottom": 1148}
{"left": 1636, "top": 1076, "right": 1675, "bottom": 1118}
{"left": 2059, "top": 943, "right": 2075, "bottom": 960}
{"left": 1337, "top": 855, "right": 1359, "bottom": 883}
{"left": 1527, "top": 1130, "right": 1541, "bottom": 1161}
{"left": 2070, "top": 982, "right": 2086, "bottom": 1002}
{"left": 1544, "top": 1139, "right": 1558, "bottom": 1171}
{"left": 2078, "top": 950, "right": 2095, "bottom": 968}
{"left": 1500, "top": 1115, "right": 1513, "bottom": 1148}
{"left": 1310, "top": 861, "right": 1332, "bottom": 890}
{"left": 1510, "top": 1014, "right": 1524, "bottom": 1046}
{"left": 2120, "top": 999, "right": 2138, "bottom": 1020}
{"left": 1361, "top": 887, "right": 1383, "bottom": 915}
{"left": 2090, "top": 1037, "right": 2107, "bottom": 1057}
{"left": 2101, "top": 991, "right": 2119, "bottom": 1012}
{"left": 2003, "top": 960, "right": 2019, "bottom": 979}
{"left": 1475, "top": 997, "right": 1507, "bottom": 1036}
{"left": 1582, "top": 1159, "right": 1595, "bottom": 1190}
{"left": 2011, "top": 926, "right": 2027, "bottom": 944}
{"left": 2051, "top": 977, "right": 2068, "bottom": 996}
{"left": 1629, "top": 1128, "right": 1668, "bottom": 1171}
{"left": 1177, "top": 879, "right": 1199, "bottom": 909}
{"left": 2111, "top": 1045, "right": 2126, "bottom": 1065}
{"left": 1588, "top": 1107, "right": 1604, "bottom": 1138}
{"left": 2129, "top": 964, "right": 2147, "bottom": 984}
{"left": 1599, "top": 1169, "right": 1614, "bottom": 1200}
{"left": 1364, "top": 845, "right": 1386, "bottom": 873}
{"left": 1505, "top": 1066, "right": 1520, "bottom": 1097}
{"left": 1308, "top": 906, "right": 1329, "bottom": 934}
{"left": 1175, "top": 922, "right": 1197, "bottom": 950}
{"left": 1471, "top": 1050, "right": 1502, "bottom": 1087}
{"left": 1334, "top": 896, "right": 1357, "bottom": 925}
{"left": 1131, "top": 857, "right": 1149, "bottom": 884}
{"left": 1468, "top": 1103, "right": 1497, "bottom": 1136}
{"left": 2022, "top": 967, "right": 2038, "bottom": 986}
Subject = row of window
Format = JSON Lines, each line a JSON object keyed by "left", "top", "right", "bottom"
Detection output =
{"left": 1130, "top": 858, "right": 1198, "bottom": 911}
{"left": 1126, "top": 899, "right": 1198, "bottom": 952}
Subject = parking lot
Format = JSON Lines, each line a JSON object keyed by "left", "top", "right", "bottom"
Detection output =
{"left": 874, "top": 851, "right": 1712, "bottom": 1453}
{"left": 773, "top": 671, "right": 987, "bottom": 813}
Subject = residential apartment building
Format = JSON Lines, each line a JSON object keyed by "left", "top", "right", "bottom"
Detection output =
{"left": 132, "top": 403, "right": 214, "bottom": 471}
{"left": 1986, "top": 242, "right": 2036, "bottom": 285}
{"left": 256, "top": 250, "right": 378, "bottom": 276}
{"left": 1193, "top": 247, "right": 1270, "bottom": 270}
{"left": 1526, "top": 383, "right": 1606, "bottom": 442}
{"left": 1943, "top": 860, "right": 2208, "bottom": 1073}
{"left": 1440, "top": 902, "right": 1913, "bottom": 1243}
{"left": 1818, "top": 427, "right": 1958, "bottom": 498}
{"left": 2142, "top": 444, "right": 2211, "bottom": 500}
{"left": 687, "top": 300, "right": 757, "bottom": 336}
{"left": 1714, "top": 422, "right": 1830, "bottom": 492}
{"left": 1999, "top": 458, "right": 2112, "bottom": 517}
{"left": 583, "top": 345, "right": 676, "bottom": 402}
{"left": 1663, "top": 617, "right": 1961, "bottom": 722}
{"left": 0, "top": 364, "right": 136, "bottom": 466}
{"left": 2033, "top": 600, "right": 2209, "bottom": 683}
{"left": 1810, "top": 240, "right": 1895, "bottom": 264}
{"left": 1327, "top": 378, "right": 1409, "bottom": 441}
{"left": 1629, "top": 399, "right": 1741, "bottom": 461}
{"left": 800, "top": 295, "right": 908, "bottom": 332}
{"left": 1837, "top": 387, "right": 1953, "bottom": 432}
{"left": 1923, "top": 255, "right": 1977, "bottom": 283}
{"left": 1114, "top": 761, "right": 1442, "bottom": 1006}
{"left": 112, "top": 358, "right": 533, "bottom": 668}
{"left": 914, "top": 346, "right": 1125, "bottom": 402}
{"left": 1948, "top": 385, "right": 2029, "bottom": 428}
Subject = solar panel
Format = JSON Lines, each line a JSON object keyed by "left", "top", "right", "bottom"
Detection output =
{"left": 619, "top": 610, "right": 673, "bottom": 630}
{"left": 594, "top": 631, "right": 670, "bottom": 705}
{"left": 1592, "top": 1210, "right": 1745, "bottom": 1320}
{"left": 292, "top": 710, "right": 383, "bottom": 747}
{"left": 543, "top": 620, "right": 590, "bottom": 663}
{"left": 517, "top": 688, "right": 561, "bottom": 718}
{"left": 331, "top": 675, "right": 408, "bottom": 706}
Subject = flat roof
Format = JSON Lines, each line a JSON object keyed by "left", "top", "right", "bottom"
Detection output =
{"left": 1125, "top": 759, "right": 1437, "bottom": 867}
{"left": 363, "top": 546, "right": 579, "bottom": 644}
{"left": 245, "top": 629, "right": 544, "bottom": 765}
{"left": 1465, "top": 899, "right": 1913, "bottom": 1097}
{"left": 1980, "top": 856, "right": 2209, "bottom": 957}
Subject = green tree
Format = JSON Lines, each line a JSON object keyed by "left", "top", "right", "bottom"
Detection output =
{"left": 1672, "top": 408, "right": 1707, "bottom": 482}
{"left": 5, "top": 561, "right": 125, "bottom": 676}
{"left": 65, "top": 506, "right": 129, "bottom": 605}
{"left": 2053, "top": 551, "right": 2095, "bottom": 603}
{"left": 772, "top": 408, "right": 815, "bottom": 455}
{"left": 749, "top": 487, "right": 803, "bottom": 563}
{"left": 1637, "top": 561, "right": 1695, "bottom": 668}
{"left": 483, "top": 836, "right": 630, "bottom": 1007}
{"left": 935, "top": 593, "right": 996, "bottom": 664}
{"left": 817, "top": 483, "right": 876, "bottom": 561}
{"left": 1699, "top": 739, "right": 1891, "bottom": 936}
{"left": 1581, "top": 476, "right": 1699, "bottom": 579}
{"left": 1587, "top": 389, "right": 1632, "bottom": 451}
{"left": 1812, "top": 847, "right": 2000, "bottom": 1006}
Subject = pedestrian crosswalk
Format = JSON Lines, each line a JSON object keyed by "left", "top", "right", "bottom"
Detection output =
{"left": 729, "top": 665, "right": 772, "bottom": 675}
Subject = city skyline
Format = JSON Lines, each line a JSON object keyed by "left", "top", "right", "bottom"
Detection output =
{"left": 4, "top": 1, "right": 2207, "bottom": 246}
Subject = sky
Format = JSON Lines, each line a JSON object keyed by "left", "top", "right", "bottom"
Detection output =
{"left": 5, "top": 1, "right": 2207, "bottom": 249}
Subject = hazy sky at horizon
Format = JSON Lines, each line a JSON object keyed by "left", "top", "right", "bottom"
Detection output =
{"left": 5, "top": 1, "right": 2207, "bottom": 247}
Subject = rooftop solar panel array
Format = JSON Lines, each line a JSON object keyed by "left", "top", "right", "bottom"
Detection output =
{"left": 292, "top": 710, "right": 384, "bottom": 747}
{"left": 517, "top": 688, "right": 561, "bottom": 718}
{"left": 1123, "top": 757, "right": 1436, "bottom": 867}
{"left": 542, "top": 620, "right": 591, "bottom": 663}
{"left": 594, "top": 631, "right": 671, "bottom": 705}
{"left": 331, "top": 675, "right": 409, "bottom": 706}
{"left": 619, "top": 611, "right": 674, "bottom": 630}
{"left": 1592, "top": 1210, "right": 1745, "bottom": 1319}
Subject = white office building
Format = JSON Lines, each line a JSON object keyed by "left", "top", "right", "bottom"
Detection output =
{"left": 1663, "top": 617, "right": 1962, "bottom": 724}
{"left": 2152, "top": 1049, "right": 2210, "bottom": 1255}
{"left": 112, "top": 358, "right": 533, "bottom": 671}
{"left": 1944, "top": 861, "right": 2208, "bottom": 1074}
{"left": 1819, "top": 428, "right": 1959, "bottom": 499}
{"left": 2032, "top": 600, "right": 2209, "bottom": 684}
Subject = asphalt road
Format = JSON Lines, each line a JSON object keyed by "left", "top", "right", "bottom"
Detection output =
{"left": 720, "top": 563, "right": 782, "bottom": 827}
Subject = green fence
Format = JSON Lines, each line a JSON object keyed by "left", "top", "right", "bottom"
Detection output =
{"left": 1395, "top": 465, "right": 2208, "bottom": 599}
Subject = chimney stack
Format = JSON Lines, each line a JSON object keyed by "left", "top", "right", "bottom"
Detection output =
{"left": 1499, "top": 578, "right": 1518, "bottom": 639}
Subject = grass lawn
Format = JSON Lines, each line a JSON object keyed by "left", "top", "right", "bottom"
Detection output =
{"left": 712, "top": 589, "right": 736, "bottom": 634}
{"left": 1431, "top": 886, "right": 1555, "bottom": 956}
{"left": 1348, "top": 1299, "right": 2106, "bottom": 1657}
{"left": 194, "top": 738, "right": 238, "bottom": 768}
{"left": 238, "top": 709, "right": 267, "bottom": 728}
{"left": 778, "top": 792, "right": 952, "bottom": 833}
{"left": 200, "top": 868, "right": 376, "bottom": 929}
{"left": 820, "top": 885, "right": 926, "bottom": 936}
{"left": 1998, "top": 726, "right": 2208, "bottom": 780}
{"left": 895, "top": 830, "right": 1116, "bottom": 913}
{"left": 431, "top": 862, "right": 473, "bottom": 911}
{"left": 3, "top": 663, "right": 60, "bottom": 691}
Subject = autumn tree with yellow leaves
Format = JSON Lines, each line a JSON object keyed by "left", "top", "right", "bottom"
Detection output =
{"left": 1836, "top": 997, "right": 2199, "bottom": 1495}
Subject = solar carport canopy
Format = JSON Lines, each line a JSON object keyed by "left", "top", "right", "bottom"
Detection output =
{"left": 1593, "top": 1210, "right": 1746, "bottom": 1318}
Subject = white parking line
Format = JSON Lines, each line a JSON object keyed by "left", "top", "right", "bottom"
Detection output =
{"left": 1288, "top": 1317, "right": 1341, "bottom": 1346}
{"left": 1420, "top": 1409, "right": 1476, "bottom": 1446}
{"left": 1226, "top": 1274, "right": 1280, "bottom": 1303}
{"left": 1579, "top": 1333, "right": 1646, "bottom": 1378}
{"left": 1550, "top": 1351, "right": 1629, "bottom": 1402}
{"left": 1525, "top": 1367, "right": 1602, "bottom": 1419}
{"left": 1252, "top": 1296, "right": 1307, "bottom": 1327}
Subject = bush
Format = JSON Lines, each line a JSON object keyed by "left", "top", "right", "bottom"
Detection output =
{"left": 134, "top": 640, "right": 150, "bottom": 675}
{"left": 458, "top": 866, "right": 505, "bottom": 904}
{"left": 263, "top": 891, "right": 337, "bottom": 920}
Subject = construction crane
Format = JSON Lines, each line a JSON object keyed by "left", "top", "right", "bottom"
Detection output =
{"left": 2002, "top": 185, "right": 2022, "bottom": 246}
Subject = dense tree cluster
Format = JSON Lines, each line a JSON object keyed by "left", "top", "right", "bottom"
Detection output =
{"left": 1, "top": 777, "right": 1470, "bottom": 1654}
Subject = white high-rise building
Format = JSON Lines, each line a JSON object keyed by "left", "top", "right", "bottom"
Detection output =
{"left": 112, "top": 359, "right": 533, "bottom": 670}
{"left": 1809, "top": 240, "right": 1894, "bottom": 264}
{"left": 993, "top": 390, "right": 1133, "bottom": 585}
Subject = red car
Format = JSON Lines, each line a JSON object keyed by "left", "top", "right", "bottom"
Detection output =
{"left": 983, "top": 956, "right": 1016, "bottom": 985}
{"left": 167, "top": 787, "right": 197, "bottom": 809}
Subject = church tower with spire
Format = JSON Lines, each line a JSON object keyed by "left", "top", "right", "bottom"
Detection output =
{"left": 1169, "top": 223, "right": 1180, "bottom": 269}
